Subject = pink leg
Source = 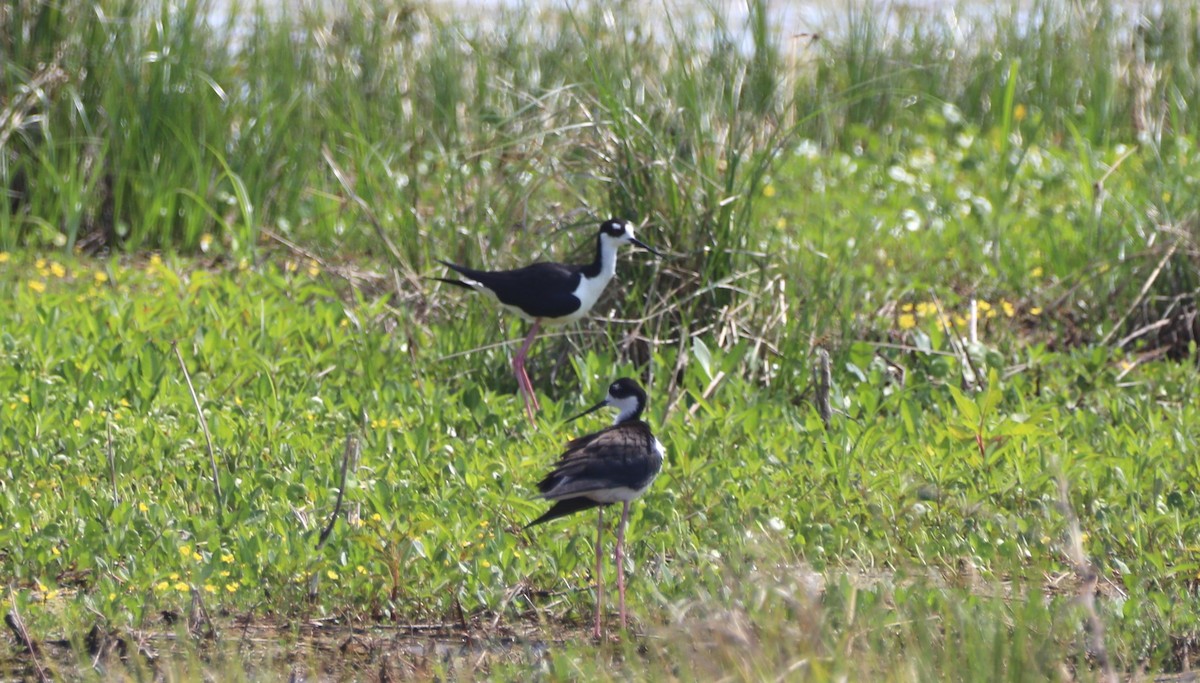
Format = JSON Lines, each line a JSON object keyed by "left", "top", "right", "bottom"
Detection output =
{"left": 512, "top": 320, "right": 542, "bottom": 422}
{"left": 593, "top": 506, "right": 604, "bottom": 639}
{"left": 616, "top": 501, "right": 631, "bottom": 630}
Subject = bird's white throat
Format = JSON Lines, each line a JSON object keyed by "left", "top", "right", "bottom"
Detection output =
{"left": 609, "top": 393, "right": 641, "bottom": 423}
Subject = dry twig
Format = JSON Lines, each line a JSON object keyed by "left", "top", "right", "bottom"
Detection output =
{"left": 1054, "top": 470, "right": 1117, "bottom": 683}
{"left": 172, "top": 340, "right": 223, "bottom": 512}
{"left": 6, "top": 589, "right": 51, "bottom": 683}
{"left": 316, "top": 435, "right": 359, "bottom": 551}
{"left": 812, "top": 347, "right": 832, "bottom": 429}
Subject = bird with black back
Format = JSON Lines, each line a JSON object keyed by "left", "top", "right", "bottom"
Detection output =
{"left": 435, "top": 220, "right": 661, "bottom": 424}
{"left": 526, "top": 378, "right": 664, "bottom": 638}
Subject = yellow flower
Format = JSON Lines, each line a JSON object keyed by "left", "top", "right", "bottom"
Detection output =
{"left": 28, "top": 280, "right": 46, "bottom": 293}
{"left": 1030, "top": 266, "right": 1043, "bottom": 278}
{"left": 371, "top": 513, "right": 382, "bottom": 522}
{"left": 138, "top": 502, "right": 149, "bottom": 513}
{"left": 356, "top": 565, "right": 367, "bottom": 575}
{"left": 901, "top": 303, "right": 914, "bottom": 312}
{"left": 219, "top": 571, "right": 230, "bottom": 578}
{"left": 286, "top": 261, "right": 298, "bottom": 273}
{"left": 49, "top": 262, "right": 66, "bottom": 278}
{"left": 775, "top": 217, "right": 786, "bottom": 229}
{"left": 762, "top": 185, "right": 776, "bottom": 198}
{"left": 326, "top": 570, "right": 339, "bottom": 580}
{"left": 1013, "top": 104, "right": 1027, "bottom": 122}
{"left": 199, "top": 233, "right": 213, "bottom": 252}
{"left": 169, "top": 573, "right": 179, "bottom": 581}
{"left": 898, "top": 314, "right": 917, "bottom": 330}
{"left": 222, "top": 553, "right": 234, "bottom": 563}
{"left": 192, "top": 551, "right": 203, "bottom": 562}
{"left": 204, "top": 584, "right": 218, "bottom": 594}
{"left": 307, "top": 261, "right": 320, "bottom": 277}
{"left": 94, "top": 271, "right": 109, "bottom": 284}
{"left": 1001, "top": 300, "right": 1015, "bottom": 318}
{"left": 179, "top": 544, "right": 192, "bottom": 558}
{"left": 35, "top": 258, "right": 46, "bottom": 270}
{"left": 72, "top": 418, "right": 82, "bottom": 428}
{"left": 1030, "top": 306, "right": 1043, "bottom": 316}
{"left": 174, "top": 582, "right": 190, "bottom": 592}
{"left": 977, "top": 300, "right": 992, "bottom": 312}
{"left": 225, "top": 583, "right": 238, "bottom": 593}
{"left": 19, "top": 394, "right": 29, "bottom": 404}
{"left": 149, "top": 254, "right": 163, "bottom": 268}
{"left": 339, "top": 319, "right": 349, "bottom": 328}
{"left": 954, "top": 315, "right": 967, "bottom": 328}
{"left": 51, "top": 547, "right": 60, "bottom": 557}
{"left": 390, "top": 418, "right": 402, "bottom": 429}
{"left": 155, "top": 581, "right": 170, "bottom": 592}
{"left": 481, "top": 560, "right": 491, "bottom": 568}
{"left": 916, "top": 302, "right": 937, "bottom": 317}
{"left": 0, "top": 252, "right": 9, "bottom": 263}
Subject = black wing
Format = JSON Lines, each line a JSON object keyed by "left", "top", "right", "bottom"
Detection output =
{"left": 535, "top": 421, "right": 660, "bottom": 501}
{"left": 437, "top": 260, "right": 583, "bottom": 319}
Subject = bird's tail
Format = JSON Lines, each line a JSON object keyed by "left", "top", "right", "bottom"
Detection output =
{"left": 431, "top": 259, "right": 478, "bottom": 290}
{"left": 525, "top": 498, "right": 605, "bottom": 529}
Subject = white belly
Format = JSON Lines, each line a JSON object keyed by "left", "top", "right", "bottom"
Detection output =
{"left": 586, "top": 485, "right": 650, "bottom": 503}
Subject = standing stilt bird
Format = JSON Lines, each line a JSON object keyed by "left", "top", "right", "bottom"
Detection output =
{"left": 435, "top": 219, "right": 661, "bottom": 424}
{"left": 526, "top": 378, "right": 664, "bottom": 638}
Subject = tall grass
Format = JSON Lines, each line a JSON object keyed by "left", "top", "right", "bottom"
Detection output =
{"left": 5, "top": 0, "right": 1197, "bottom": 247}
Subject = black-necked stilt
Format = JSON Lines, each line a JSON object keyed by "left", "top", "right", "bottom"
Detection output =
{"left": 436, "top": 219, "right": 661, "bottom": 424}
{"left": 526, "top": 378, "right": 664, "bottom": 638}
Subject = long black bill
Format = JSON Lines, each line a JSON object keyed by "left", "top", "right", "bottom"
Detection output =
{"left": 567, "top": 399, "right": 608, "bottom": 423}
{"left": 631, "top": 237, "right": 664, "bottom": 257}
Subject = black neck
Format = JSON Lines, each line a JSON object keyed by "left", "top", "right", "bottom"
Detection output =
{"left": 581, "top": 232, "right": 604, "bottom": 279}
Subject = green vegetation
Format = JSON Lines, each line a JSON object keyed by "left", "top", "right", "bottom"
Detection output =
{"left": 2, "top": 0, "right": 1198, "bottom": 680}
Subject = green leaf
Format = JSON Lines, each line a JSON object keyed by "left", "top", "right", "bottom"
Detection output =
{"left": 692, "top": 337, "right": 713, "bottom": 380}
{"left": 947, "top": 385, "right": 981, "bottom": 426}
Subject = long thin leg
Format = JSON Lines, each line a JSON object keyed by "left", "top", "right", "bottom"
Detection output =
{"left": 616, "top": 501, "right": 631, "bottom": 630}
{"left": 593, "top": 506, "right": 604, "bottom": 639}
{"left": 512, "top": 320, "right": 542, "bottom": 422}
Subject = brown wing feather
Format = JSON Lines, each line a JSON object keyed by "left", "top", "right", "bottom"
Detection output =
{"left": 535, "top": 421, "right": 658, "bottom": 499}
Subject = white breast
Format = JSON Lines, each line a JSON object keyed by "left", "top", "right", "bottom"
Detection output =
{"left": 556, "top": 269, "right": 615, "bottom": 324}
